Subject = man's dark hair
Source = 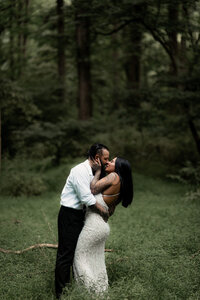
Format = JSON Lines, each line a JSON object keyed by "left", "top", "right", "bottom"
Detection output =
{"left": 87, "top": 143, "right": 109, "bottom": 160}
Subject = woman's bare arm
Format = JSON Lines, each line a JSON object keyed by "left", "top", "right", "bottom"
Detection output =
{"left": 90, "top": 170, "right": 117, "bottom": 195}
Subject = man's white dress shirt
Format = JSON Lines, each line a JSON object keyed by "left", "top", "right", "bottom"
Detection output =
{"left": 60, "top": 159, "right": 96, "bottom": 210}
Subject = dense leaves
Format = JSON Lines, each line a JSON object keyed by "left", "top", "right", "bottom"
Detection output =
{"left": 0, "top": 0, "right": 200, "bottom": 170}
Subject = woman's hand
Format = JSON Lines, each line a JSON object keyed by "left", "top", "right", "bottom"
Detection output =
{"left": 91, "top": 158, "right": 102, "bottom": 172}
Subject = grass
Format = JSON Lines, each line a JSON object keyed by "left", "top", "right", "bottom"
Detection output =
{"left": 0, "top": 161, "right": 200, "bottom": 300}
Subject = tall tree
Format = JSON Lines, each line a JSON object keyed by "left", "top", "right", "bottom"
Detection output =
{"left": 167, "top": 2, "right": 179, "bottom": 76}
{"left": 124, "top": 4, "right": 143, "bottom": 92}
{"left": 0, "top": 108, "right": 1, "bottom": 171}
{"left": 75, "top": 1, "right": 92, "bottom": 120}
{"left": 57, "top": 0, "right": 66, "bottom": 103}
{"left": 124, "top": 23, "right": 142, "bottom": 92}
{"left": 17, "top": 0, "right": 23, "bottom": 76}
{"left": 111, "top": 30, "right": 120, "bottom": 109}
{"left": 22, "top": 0, "right": 29, "bottom": 65}
{"left": 140, "top": 0, "right": 200, "bottom": 155}
{"left": 9, "top": 0, "right": 15, "bottom": 80}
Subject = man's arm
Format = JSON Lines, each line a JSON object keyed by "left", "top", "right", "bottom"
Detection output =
{"left": 72, "top": 167, "right": 109, "bottom": 219}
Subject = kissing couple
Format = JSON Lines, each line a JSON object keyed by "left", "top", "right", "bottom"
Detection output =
{"left": 55, "top": 143, "right": 133, "bottom": 298}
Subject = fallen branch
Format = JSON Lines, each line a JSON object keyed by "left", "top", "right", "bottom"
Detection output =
{"left": 0, "top": 243, "right": 58, "bottom": 254}
{"left": 0, "top": 244, "right": 113, "bottom": 254}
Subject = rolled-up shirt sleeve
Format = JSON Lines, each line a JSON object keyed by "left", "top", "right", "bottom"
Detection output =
{"left": 72, "top": 167, "right": 96, "bottom": 207}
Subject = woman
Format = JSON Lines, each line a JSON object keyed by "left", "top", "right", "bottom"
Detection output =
{"left": 73, "top": 157, "right": 133, "bottom": 294}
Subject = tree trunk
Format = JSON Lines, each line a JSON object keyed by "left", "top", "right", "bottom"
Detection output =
{"left": 0, "top": 109, "right": 1, "bottom": 172}
{"left": 16, "top": 0, "right": 29, "bottom": 77}
{"left": 124, "top": 4, "right": 143, "bottom": 93}
{"left": 111, "top": 29, "right": 120, "bottom": 109}
{"left": 144, "top": 3, "right": 199, "bottom": 157}
{"left": 167, "top": 3, "right": 179, "bottom": 76}
{"left": 57, "top": 0, "right": 66, "bottom": 103}
{"left": 124, "top": 20, "right": 142, "bottom": 110}
{"left": 124, "top": 23, "right": 142, "bottom": 91}
{"left": 75, "top": 4, "right": 92, "bottom": 120}
{"left": 17, "top": 0, "right": 23, "bottom": 76}
{"left": 9, "top": 0, "right": 15, "bottom": 80}
{"left": 167, "top": 3, "right": 199, "bottom": 154}
{"left": 188, "top": 119, "right": 200, "bottom": 156}
{"left": 22, "top": 0, "right": 29, "bottom": 61}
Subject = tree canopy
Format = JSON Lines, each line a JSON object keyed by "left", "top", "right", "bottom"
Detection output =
{"left": 0, "top": 0, "right": 200, "bottom": 167}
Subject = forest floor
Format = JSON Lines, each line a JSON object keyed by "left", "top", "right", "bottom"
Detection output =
{"left": 0, "top": 162, "right": 200, "bottom": 300}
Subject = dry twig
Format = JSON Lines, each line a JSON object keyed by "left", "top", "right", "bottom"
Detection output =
{"left": 0, "top": 244, "right": 113, "bottom": 254}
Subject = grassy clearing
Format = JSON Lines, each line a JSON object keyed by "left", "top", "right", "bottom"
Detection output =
{"left": 0, "top": 163, "right": 200, "bottom": 300}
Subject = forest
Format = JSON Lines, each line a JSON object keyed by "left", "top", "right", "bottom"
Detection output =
{"left": 1, "top": 0, "right": 200, "bottom": 172}
{"left": 0, "top": 1, "right": 200, "bottom": 299}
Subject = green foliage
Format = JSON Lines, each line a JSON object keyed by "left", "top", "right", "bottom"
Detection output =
{"left": 0, "top": 76, "right": 41, "bottom": 155}
{"left": 167, "top": 161, "right": 200, "bottom": 185}
{"left": 186, "top": 188, "right": 200, "bottom": 202}
{"left": 20, "top": 119, "right": 96, "bottom": 161}
{"left": 167, "top": 161, "right": 200, "bottom": 201}
{"left": 0, "top": 156, "right": 47, "bottom": 197}
{"left": 4, "top": 173, "right": 46, "bottom": 197}
{"left": 0, "top": 0, "right": 200, "bottom": 169}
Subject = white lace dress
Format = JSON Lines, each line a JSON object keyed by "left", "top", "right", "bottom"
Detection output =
{"left": 73, "top": 194, "right": 110, "bottom": 294}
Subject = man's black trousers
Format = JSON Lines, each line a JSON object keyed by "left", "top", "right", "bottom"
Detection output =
{"left": 55, "top": 206, "right": 85, "bottom": 298}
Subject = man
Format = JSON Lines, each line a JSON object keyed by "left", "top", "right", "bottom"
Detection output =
{"left": 55, "top": 143, "right": 110, "bottom": 298}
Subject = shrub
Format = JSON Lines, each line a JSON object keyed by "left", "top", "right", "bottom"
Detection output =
{"left": 167, "top": 161, "right": 200, "bottom": 201}
{"left": 2, "top": 173, "right": 46, "bottom": 197}
{"left": 186, "top": 188, "right": 200, "bottom": 202}
{"left": 0, "top": 156, "right": 46, "bottom": 196}
{"left": 167, "top": 161, "right": 200, "bottom": 185}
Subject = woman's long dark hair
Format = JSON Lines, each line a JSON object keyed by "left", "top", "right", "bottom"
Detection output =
{"left": 115, "top": 157, "right": 133, "bottom": 207}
